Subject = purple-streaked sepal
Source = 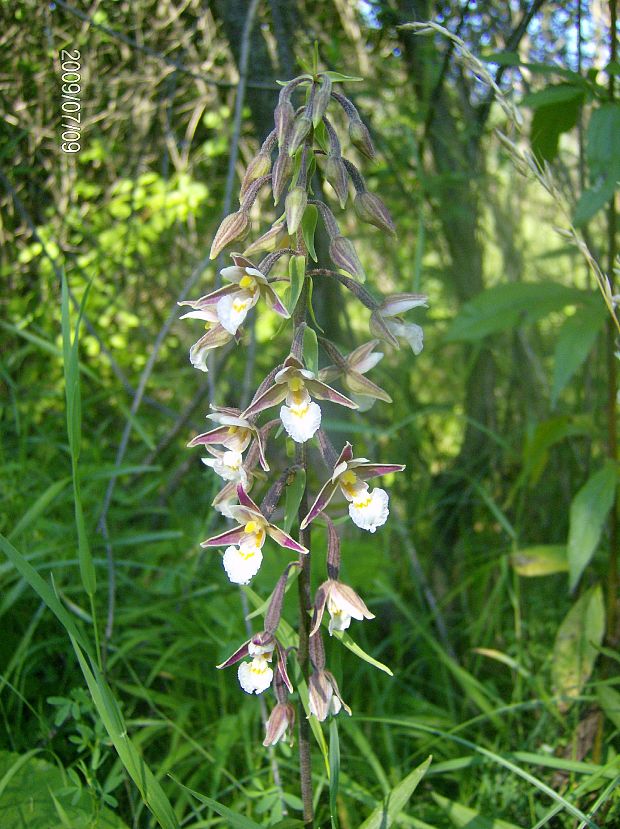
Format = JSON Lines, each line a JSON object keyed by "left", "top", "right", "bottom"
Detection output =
{"left": 216, "top": 640, "right": 250, "bottom": 669}
{"left": 306, "top": 379, "right": 357, "bottom": 409}
{"left": 355, "top": 463, "right": 405, "bottom": 481}
{"left": 264, "top": 284, "right": 290, "bottom": 318}
{"left": 310, "top": 583, "right": 329, "bottom": 636}
{"left": 187, "top": 425, "right": 230, "bottom": 448}
{"left": 242, "top": 384, "right": 288, "bottom": 419}
{"left": 236, "top": 484, "right": 261, "bottom": 513}
{"left": 267, "top": 524, "right": 309, "bottom": 554}
{"left": 200, "top": 526, "right": 245, "bottom": 548}
{"left": 300, "top": 479, "right": 339, "bottom": 530}
{"left": 275, "top": 640, "right": 293, "bottom": 693}
{"left": 380, "top": 293, "right": 428, "bottom": 317}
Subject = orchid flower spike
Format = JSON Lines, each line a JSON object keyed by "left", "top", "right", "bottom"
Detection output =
{"left": 370, "top": 293, "right": 428, "bottom": 354}
{"left": 301, "top": 442, "right": 405, "bottom": 533}
{"left": 217, "top": 631, "right": 292, "bottom": 696}
{"left": 242, "top": 355, "right": 358, "bottom": 444}
{"left": 319, "top": 339, "right": 391, "bottom": 411}
{"left": 201, "top": 484, "right": 307, "bottom": 584}
{"left": 311, "top": 579, "right": 375, "bottom": 636}
{"left": 188, "top": 406, "right": 269, "bottom": 471}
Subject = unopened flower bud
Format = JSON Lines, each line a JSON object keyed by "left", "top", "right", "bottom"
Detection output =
{"left": 325, "top": 155, "right": 349, "bottom": 208}
{"left": 243, "top": 223, "right": 288, "bottom": 256}
{"left": 240, "top": 153, "right": 272, "bottom": 200}
{"left": 288, "top": 114, "right": 313, "bottom": 156}
{"left": 272, "top": 152, "right": 293, "bottom": 204}
{"left": 354, "top": 191, "right": 396, "bottom": 235}
{"left": 263, "top": 702, "right": 296, "bottom": 746}
{"left": 349, "top": 118, "right": 376, "bottom": 160}
{"left": 274, "top": 100, "right": 295, "bottom": 146}
{"left": 209, "top": 210, "right": 249, "bottom": 260}
{"left": 308, "top": 669, "right": 351, "bottom": 721}
{"left": 329, "top": 235, "right": 365, "bottom": 281}
{"left": 313, "top": 75, "right": 332, "bottom": 127}
{"left": 285, "top": 186, "right": 307, "bottom": 234}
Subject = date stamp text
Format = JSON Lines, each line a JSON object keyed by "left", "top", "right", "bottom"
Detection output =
{"left": 60, "top": 50, "right": 82, "bottom": 153}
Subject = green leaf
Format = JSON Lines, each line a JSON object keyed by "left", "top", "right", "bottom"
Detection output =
{"left": 284, "top": 468, "right": 306, "bottom": 533}
{"left": 71, "top": 639, "right": 180, "bottom": 829}
{"left": 597, "top": 685, "right": 620, "bottom": 730}
{"left": 445, "top": 283, "right": 585, "bottom": 342}
{"left": 303, "top": 327, "right": 319, "bottom": 375}
{"left": 287, "top": 255, "right": 306, "bottom": 315}
{"left": 0, "top": 749, "right": 129, "bottom": 828}
{"left": 323, "top": 71, "right": 364, "bottom": 82}
{"left": 329, "top": 719, "right": 340, "bottom": 829}
{"left": 171, "top": 778, "right": 263, "bottom": 829}
{"left": 301, "top": 205, "right": 318, "bottom": 262}
{"left": 358, "top": 756, "right": 432, "bottom": 829}
{"left": 432, "top": 792, "right": 523, "bottom": 829}
{"left": 332, "top": 629, "right": 393, "bottom": 676}
{"left": 567, "top": 462, "right": 617, "bottom": 592}
{"left": 527, "top": 84, "right": 584, "bottom": 162}
{"left": 574, "top": 103, "right": 620, "bottom": 225}
{"left": 520, "top": 416, "right": 592, "bottom": 487}
{"left": 510, "top": 545, "right": 568, "bottom": 577}
{"left": 552, "top": 302, "right": 606, "bottom": 404}
{"left": 8, "top": 477, "right": 71, "bottom": 541}
{"left": 552, "top": 585, "right": 605, "bottom": 710}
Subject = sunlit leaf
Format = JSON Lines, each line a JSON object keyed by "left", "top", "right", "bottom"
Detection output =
{"left": 552, "top": 585, "right": 605, "bottom": 710}
{"left": 510, "top": 545, "right": 568, "bottom": 577}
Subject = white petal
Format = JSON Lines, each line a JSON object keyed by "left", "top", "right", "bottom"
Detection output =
{"left": 189, "top": 341, "right": 209, "bottom": 372}
{"left": 222, "top": 544, "right": 263, "bottom": 585}
{"left": 328, "top": 693, "right": 342, "bottom": 716}
{"left": 216, "top": 291, "right": 256, "bottom": 335}
{"left": 220, "top": 266, "right": 245, "bottom": 284}
{"left": 238, "top": 658, "right": 273, "bottom": 694}
{"left": 179, "top": 309, "right": 219, "bottom": 321}
{"left": 328, "top": 592, "right": 365, "bottom": 622}
{"left": 386, "top": 320, "right": 424, "bottom": 355}
{"left": 327, "top": 607, "right": 352, "bottom": 635}
{"left": 248, "top": 640, "right": 275, "bottom": 658}
{"left": 352, "top": 350, "right": 383, "bottom": 374}
{"left": 280, "top": 400, "right": 322, "bottom": 443}
{"left": 349, "top": 487, "right": 389, "bottom": 533}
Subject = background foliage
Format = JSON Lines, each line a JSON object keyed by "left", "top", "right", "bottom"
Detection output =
{"left": 1, "top": 1, "right": 619, "bottom": 827}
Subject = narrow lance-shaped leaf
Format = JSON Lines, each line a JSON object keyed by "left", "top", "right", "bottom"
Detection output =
{"left": 567, "top": 462, "right": 617, "bottom": 592}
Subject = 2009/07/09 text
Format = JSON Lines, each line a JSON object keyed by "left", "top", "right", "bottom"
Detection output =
{"left": 60, "top": 50, "right": 82, "bottom": 153}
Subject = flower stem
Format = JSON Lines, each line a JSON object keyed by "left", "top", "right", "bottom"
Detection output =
{"left": 294, "top": 258, "right": 314, "bottom": 825}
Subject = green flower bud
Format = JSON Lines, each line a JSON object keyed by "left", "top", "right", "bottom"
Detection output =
{"left": 325, "top": 155, "right": 349, "bottom": 208}
{"left": 329, "top": 235, "right": 365, "bottom": 281}
{"left": 209, "top": 210, "right": 249, "bottom": 260}
{"left": 285, "top": 186, "right": 308, "bottom": 234}
{"left": 313, "top": 75, "right": 333, "bottom": 127}
{"left": 288, "top": 114, "right": 313, "bottom": 156}
{"left": 354, "top": 191, "right": 396, "bottom": 235}
{"left": 272, "top": 151, "right": 293, "bottom": 204}
{"left": 349, "top": 118, "right": 376, "bottom": 160}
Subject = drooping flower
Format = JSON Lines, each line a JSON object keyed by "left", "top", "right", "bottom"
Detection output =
{"left": 217, "top": 630, "right": 293, "bottom": 697}
{"left": 370, "top": 293, "right": 428, "bottom": 354}
{"left": 202, "top": 484, "right": 308, "bottom": 584}
{"left": 180, "top": 254, "right": 289, "bottom": 348}
{"left": 263, "top": 702, "right": 296, "bottom": 746}
{"left": 308, "top": 669, "right": 351, "bottom": 721}
{"left": 201, "top": 447, "right": 248, "bottom": 488}
{"left": 311, "top": 579, "right": 375, "bottom": 636}
{"left": 242, "top": 355, "right": 357, "bottom": 444}
{"left": 188, "top": 407, "right": 269, "bottom": 471}
{"left": 178, "top": 302, "right": 233, "bottom": 372}
{"left": 319, "top": 339, "right": 391, "bottom": 411}
{"left": 300, "top": 442, "right": 404, "bottom": 533}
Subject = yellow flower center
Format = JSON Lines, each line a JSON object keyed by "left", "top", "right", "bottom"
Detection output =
{"left": 341, "top": 470, "right": 358, "bottom": 496}
{"left": 354, "top": 494, "right": 372, "bottom": 509}
{"left": 244, "top": 520, "right": 259, "bottom": 534}
{"left": 288, "top": 377, "right": 305, "bottom": 392}
{"left": 239, "top": 274, "right": 257, "bottom": 290}
{"left": 233, "top": 297, "right": 250, "bottom": 313}
{"left": 239, "top": 546, "right": 257, "bottom": 560}
{"left": 227, "top": 425, "right": 238, "bottom": 434}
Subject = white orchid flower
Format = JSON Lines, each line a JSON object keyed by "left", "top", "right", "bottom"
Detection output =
{"left": 370, "top": 292, "right": 428, "bottom": 354}
{"left": 301, "top": 442, "right": 404, "bottom": 533}
{"left": 242, "top": 355, "right": 357, "bottom": 444}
